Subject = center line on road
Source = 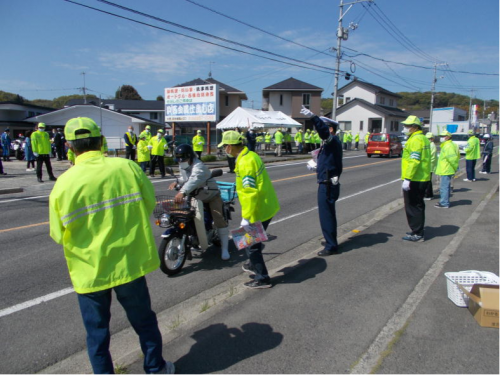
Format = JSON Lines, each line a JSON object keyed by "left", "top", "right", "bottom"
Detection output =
{"left": 0, "top": 222, "right": 49, "bottom": 233}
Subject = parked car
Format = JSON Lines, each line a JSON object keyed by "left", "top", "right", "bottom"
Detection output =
{"left": 367, "top": 133, "right": 402, "bottom": 158}
{"left": 450, "top": 133, "right": 469, "bottom": 155}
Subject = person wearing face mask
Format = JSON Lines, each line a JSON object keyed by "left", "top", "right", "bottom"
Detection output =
{"left": 149, "top": 129, "right": 167, "bottom": 178}
{"left": 124, "top": 126, "right": 137, "bottom": 161}
{"left": 218, "top": 131, "right": 280, "bottom": 288}
{"left": 169, "top": 144, "right": 231, "bottom": 260}
{"left": 32, "top": 123, "right": 57, "bottom": 183}
{"left": 139, "top": 125, "right": 152, "bottom": 144}
{"left": 400, "top": 115, "right": 431, "bottom": 242}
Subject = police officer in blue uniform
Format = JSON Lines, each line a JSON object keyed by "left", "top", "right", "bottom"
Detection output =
{"left": 301, "top": 106, "right": 343, "bottom": 256}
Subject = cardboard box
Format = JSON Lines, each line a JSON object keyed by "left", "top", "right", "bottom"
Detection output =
{"left": 458, "top": 283, "right": 499, "bottom": 328}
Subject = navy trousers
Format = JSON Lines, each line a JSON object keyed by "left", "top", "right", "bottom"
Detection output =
{"left": 318, "top": 183, "right": 340, "bottom": 252}
{"left": 466, "top": 159, "right": 477, "bottom": 180}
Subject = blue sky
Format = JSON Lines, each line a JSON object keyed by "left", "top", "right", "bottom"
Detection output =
{"left": 1, "top": 0, "right": 498, "bottom": 109}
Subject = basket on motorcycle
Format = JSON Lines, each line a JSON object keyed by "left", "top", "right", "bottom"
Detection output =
{"left": 154, "top": 194, "right": 192, "bottom": 217}
{"left": 217, "top": 181, "right": 237, "bottom": 202}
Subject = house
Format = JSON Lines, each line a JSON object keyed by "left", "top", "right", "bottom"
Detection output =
{"left": 333, "top": 80, "right": 410, "bottom": 139}
{"left": 66, "top": 99, "right": 165, "bottom": 123}
{"left": 262, "top": 77, "right": 323, "bottom": 130}
{"left": 430, "top": 107, "right": 470, "bottom": 135}
{"left": 173, "top": 77, "right": 248, "bottom": 149}
{"left": 25, "top": 104, "right": 166, "bottom": 150}
{"left": 0, "top": 101, "right": 56, "bottom": 136}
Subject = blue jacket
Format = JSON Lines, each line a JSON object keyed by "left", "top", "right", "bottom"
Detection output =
{"left": 1, "top": 132, "right": 11, "bottom": 147}
{"left": 25, "top": 137, "right": 35, "bottom": 161}
{"left": 312, "top": 116, "right": 343, "bottom": 183}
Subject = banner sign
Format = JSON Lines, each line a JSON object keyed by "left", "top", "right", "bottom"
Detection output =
{"left": 164, "top": 84, "right": 219, "bottom": 122}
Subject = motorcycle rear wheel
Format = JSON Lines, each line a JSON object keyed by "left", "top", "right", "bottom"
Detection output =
{"left": 158, "top": 235, "right": 186, "bottom": 276}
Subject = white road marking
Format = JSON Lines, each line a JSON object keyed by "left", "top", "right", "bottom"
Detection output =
{"left": 0, "top": 177, "right": 401, "bottom": 319}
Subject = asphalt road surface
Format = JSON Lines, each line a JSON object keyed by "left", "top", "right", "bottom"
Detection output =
{"left": 0, "top": 153, "right": 425, "bottom": 373}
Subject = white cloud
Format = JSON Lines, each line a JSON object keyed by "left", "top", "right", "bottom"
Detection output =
{"left": 52, "top": 62, "right": 90, "bottom": 71}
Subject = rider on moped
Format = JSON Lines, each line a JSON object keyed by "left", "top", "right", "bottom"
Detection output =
{"left": 169, "top": 144, "right": 230, "bottom": 260}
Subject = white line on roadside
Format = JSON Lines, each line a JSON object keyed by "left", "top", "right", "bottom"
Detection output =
{"left": 270, "top": 178, "right": 401, "bottom": 225}
{"left": 0, "top": 287, "right": 74, "bottom": 319}
{"left": 0, "top": 177, "right": 401, "bottom": 319}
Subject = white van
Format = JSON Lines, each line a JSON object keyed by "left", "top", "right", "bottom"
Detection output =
{"left": 449, "top": 133, "right": 469, "bottom": 155}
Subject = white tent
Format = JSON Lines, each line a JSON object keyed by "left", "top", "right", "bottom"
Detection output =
{"left": 216, "top": 107, "right": 302, "bottom": 129}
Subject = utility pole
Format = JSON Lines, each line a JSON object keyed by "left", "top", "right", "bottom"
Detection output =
{"left": 429, "top": 62, "right": 446, "bottom": 134}
{"left": 468, "top": 89, "right": 476, "bottom": 128}
{"left": 81, "top": 72, "right": 87, "bottom": 104}
{"left": 331, "top": 0, "right": 372, "bottom": 121}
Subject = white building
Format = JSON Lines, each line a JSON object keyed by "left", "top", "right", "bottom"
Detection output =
{"left": 430, "top": 107, "right": 469, "bottom": 135}
{"left": 334, "top": 80, "right": 410, "bottom": 140}
{"left": 26, "top": 104, "right": 166, "bottom": 150}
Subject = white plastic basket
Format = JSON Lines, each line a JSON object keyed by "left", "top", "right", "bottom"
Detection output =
{"left": 444, "top": 270, "right": 499, "bottom": 307}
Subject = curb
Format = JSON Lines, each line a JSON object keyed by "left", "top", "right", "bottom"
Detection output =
{"left": 39, "top": 193, "right": 404, "bottom": 374}
{"left": 0, "top": 188, "right": 23, "bottom": 195}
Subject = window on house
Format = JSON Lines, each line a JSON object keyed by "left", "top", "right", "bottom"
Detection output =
{"left": 390, "top": 121, "right": 399, "bottom": 132}
{"left": 389, "top": 99, "right": 394, "bottom": 106}
{"left": 345, "top": 97, "right": 351, "bottom": 102}
{"left": 340, "top": 121, "right": 352, "bottom": 131}
{"left": 302, "top": 93, "right": 311, "bottom": 109}
{"left": 150, "top": 112, "right": 158, "bottom": 120}
{"left": 360, "top": 121, "right": 364, "bottom": 131}
{"left": 280, "top": 94, "right": 283, "bottom": 106}
{"left": 380, "top": 97, "right": 386, "bottom": 105}
{"left": 225, "top": 96, "right": 229, "bottom": 106}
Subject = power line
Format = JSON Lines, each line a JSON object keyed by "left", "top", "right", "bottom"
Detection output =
{"left": 63, "top": 0, "right": 336, "bottom": 76}
{"left": 183, "top": 0, "right": 336, "bottom": 59}
{"left": 96, "top": 0, "right": 338, "bottom": 74}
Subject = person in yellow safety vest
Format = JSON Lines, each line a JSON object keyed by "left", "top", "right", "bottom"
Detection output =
{"left": 354, "top": 132, "right": 360, "bottom": 150}
{"left": 464, "top": 129, "right": 481, "bottom": 182}
{"left": 400, "top": 115, "right": 431, "bottom": 242}
{"left": 309, "top": 130, "right": 317, "bottom": 150}
{"left": 139, "top": 125, "right": 152, "bottom": 144}
{"left": 434, "top": 131, "right": 459, "bottom": 208}
{"left": 32, "top": 122, "right": 57, "bottom": 183}
{"left": 137, "top": 133, "right": 151, "bottom": 173}
{"left": 218, "top": 131, "right": 280, "bottom": 289}
{"left": 284, "top": 130, "right": 293, "bottom": 154}
{"left": 364, "top": 131, "right": 370, "bottom": 150}
{"left": 124, "top": 126, "right": 137, "bottom": 161}
{"left": 304, "top": 129, "right": 312, "bottom": 153}
{"left": 148, "top": 128, "right": 168, "bottom": 178}
{"left": 342, "top": 131, "right": 348, "bottom": 150}
{"left": 192, "top": 130, "right": 205, "bottom": 159}
{"left": 294, "top": 129, "right": 304, "bottom": 154}
{"left": 314, "top": 130, "right": 321, "bottom": 149}
{"left": 264, "top": 132, "right": 272, "bottom": 151}
{"left": 274, "top": 129, "right": 284, "bottom": 157}
{"left": 101, "top": 133, "right": 108, "bottom": 156}
{"left": 424, "top": 133, "right": 437, "bottom": 200}
{"left": 346, "top": 131, "right": 353, "bottom": 151}
{"left": 49, "top": 117, "right": 173, "bottom": 375}
{"left": 255, "top": 134, "right": 264, "bottom": 152}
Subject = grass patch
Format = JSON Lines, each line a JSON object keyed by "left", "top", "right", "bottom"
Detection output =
{"left": 370, "top": 320, "right": 410, "bottom": 374}
{"left": 169, "top": 314, "right": 182, "bottom": 330}
{"left": 199, "top": 300, "right": 211, "bottom": 313}
{"left": 201, "top": 155, "right": 217, "bottom": 162}
{"left": 114, "top": 364, "right": 129, "bottom": 374}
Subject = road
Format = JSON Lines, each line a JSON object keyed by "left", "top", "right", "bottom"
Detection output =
{"left": 0, "top": 152, "right": 425, "bottom": 373}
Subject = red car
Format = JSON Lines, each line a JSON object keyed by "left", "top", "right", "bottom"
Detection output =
{"left": 366, "top": 133, "right": 402, "bottom": 158}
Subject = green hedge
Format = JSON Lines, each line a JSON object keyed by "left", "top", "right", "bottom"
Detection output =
{"left": 164, "top": 157, "right": 175, "bottom": 166}
{"left": 201, "top": 155, "right": 217, "bottom": 162}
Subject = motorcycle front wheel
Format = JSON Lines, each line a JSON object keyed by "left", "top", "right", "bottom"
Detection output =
{"left": 158, "top": 234, "right": 186, "bottom": 276}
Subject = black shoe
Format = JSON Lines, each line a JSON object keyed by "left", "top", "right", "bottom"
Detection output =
{"left": 402, "top": 234, "right": 424, "bottom": 242}
{"left": 49, "top": 176, "right": 57, "bottom": 181}
{"left": 317, "top": 249, "right": 339, "bottom": 256}
{"left": 244, "top": 278, "right": 271, "bottom": 289}
{"left": 242, "top": 263, "right": 255, "bottom": 275}
{"left": 38, "top": 178, "right": 44, "bottom": 183}
{"left": 434, "top": 203, "right": 449, "bottom": 208}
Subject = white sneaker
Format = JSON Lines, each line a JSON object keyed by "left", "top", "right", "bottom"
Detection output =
{"left": 479, "top": 171, "right": 487, "bottom": 174}
{"left": 26, "top": 169, "right": 31, "bottom": 171}
{"left": 463, "top": 178, "right": 471, "bottom": 182}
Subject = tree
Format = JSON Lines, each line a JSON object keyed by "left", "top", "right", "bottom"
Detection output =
{"left": 156, "top": 95, "right": 164, "bottom": 101}
{"left": 115, "top": 85, "right": 142, "bottom": 100}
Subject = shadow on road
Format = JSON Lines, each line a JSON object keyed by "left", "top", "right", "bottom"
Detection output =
{"left": 272, "top": 257, "right": 327, "bottom": 285}
{"left": 174, "top": 322, "right": 283, "bottom": 373}
{"left": 450, "top": 199, "right": 472, "bottom": 207}
{"left": 424, "top": 224, "right": 459, "bottom": 240}
{"left": 338, "top": 232, "right": 393, "bottom": 254}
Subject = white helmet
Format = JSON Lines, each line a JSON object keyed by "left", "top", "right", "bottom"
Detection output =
{"left": 483, "top": 134, "right": 491, "bottom": 138}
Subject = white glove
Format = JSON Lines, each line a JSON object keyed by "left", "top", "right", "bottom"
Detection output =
{"left": 402, "top": 180, "right": 411, "bottom": 191}
{"left": 306, "top": 159, "right": 317, "bottom": 171}
{"left": 147, "top": 145, "right": 153, "bottom": 149}
{"left": 300, "top": 105, "right": 314, "bottom": 118}
{"left": 240, "top": 218, "right": 250, "bottom": 227}
{"left": 34, "top": 152, "right": 39, "bottom": 157}
{"left": 198, "top": 142, "right": 203, "bottom": 145}
{"left": 331, "top": 176, "right": 339, "bottom": 185}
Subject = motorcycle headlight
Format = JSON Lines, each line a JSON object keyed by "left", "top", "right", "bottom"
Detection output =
{"left": 160, "top": 213, "right": 170, "bottom": 226}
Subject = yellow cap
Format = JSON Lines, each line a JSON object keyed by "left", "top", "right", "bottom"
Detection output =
{"left": 425, "top": 132, "right": 434, "bottom": 139}
{"left": 401, "top": 115, "right": 422, "bottom": 127}
{"left": 65, "top": 117, "right": 101, "bottom": 141}
{"left": 218, "top": 131, "right": 244, "bottom": 147}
